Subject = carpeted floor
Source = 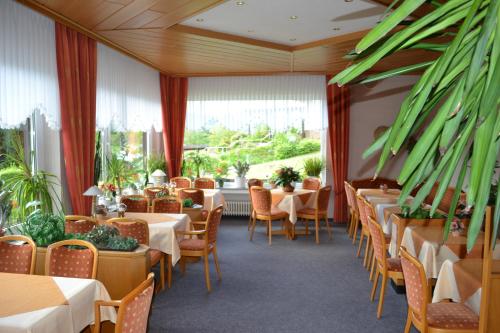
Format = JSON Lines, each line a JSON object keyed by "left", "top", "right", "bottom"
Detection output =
{"left": 149, "top": 217, "right": 413, "bottom": 332}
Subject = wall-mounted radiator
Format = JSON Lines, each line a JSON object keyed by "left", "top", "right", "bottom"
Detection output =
{"left": 224, "top": 201, "right": 251, "bottom": 216}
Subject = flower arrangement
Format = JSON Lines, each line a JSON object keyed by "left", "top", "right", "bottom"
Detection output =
{"left": 213, "top": 162, "right": 229, "bottom": 187}
{"left": 450, "top": 218, "right": 466, "bottom": 237}
{"left": 99, "top": 182, "right": 117, "bottom": 197}
{"left": 274, "top": 167, "right": 301, "bottom": 192}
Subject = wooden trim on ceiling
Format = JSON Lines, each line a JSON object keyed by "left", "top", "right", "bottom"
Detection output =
{"left": 292, "top": 30, "right": 370, "bottom": 51}
{"left": 170, "top": 24, "right": 294, "bottom": 52}
{"left": 16, "top": 0, "right": 169, "bottom": 74}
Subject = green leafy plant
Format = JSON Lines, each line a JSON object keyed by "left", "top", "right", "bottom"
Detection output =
{"left": 21, "top": 209, "right": 65, "bottom": 247}
{"left": 274, "top": 167, "right": 301, "bottom": 187}
{"left": 303, "top": 158, "right": 324, "bottom": 177}
{"left": 400, "top": 205, "right": 446, "bottom": 219}
{"left": 183, "top": 198, "right": 194, "bottom": 208}
{"left": 106, "top": 154, "right": 136, "bottom": 192}
{"left": 82, "top": 225, "right": 138, "bottom": 251}
{"left": 0, "top": 181, "right": 13, "bottom": 230}
{"left": 233, "top": 160, "right": 250, "bottom": 177}
{"left": 0, "top": 135, "right": 61, "bottom": 219}
{"left": 330, "top": 0, "right": 500, "bottom": 250}
{"left": 94, "top": 131, "right": 102, "bottom": 185}
{"left": 184, "top": 151, "right": 214, "bottom": 178}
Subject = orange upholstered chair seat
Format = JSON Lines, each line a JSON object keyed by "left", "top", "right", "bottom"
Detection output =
{"left": 385, "top": 258, "right": 402, "bottom": 272}
{"left": 0, "top": 240, "right": 34, "bottom": 274}
{"left": 256, "top": 207, "right": 288, "bottom": 219}
{"left": 422, "top": 303, "right": 479, "bottom": 330}
{"left": 179, "top": 239, "right": 214, "bottom": 251}
{"left": 297, "top": 207, "right": 327, "bottom": 216}
{"left": 48, "top": 246, "right": 95, "bottom": 279}
{"left": 149, "top": 249, "right": 163, "bottom": 266}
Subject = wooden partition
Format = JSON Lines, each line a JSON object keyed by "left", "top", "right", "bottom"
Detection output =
{"left": 35, "top": 245, "right": 150, "bottom": 299}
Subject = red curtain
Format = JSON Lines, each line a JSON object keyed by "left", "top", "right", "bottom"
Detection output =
{"left": 160, "top": 74, "right": 188, "bottom": 178}
{"left": 55, "top": 23, "right": 97, "bottom": 215}
{"left": 326, "top": 76, "right": 350, "bottom": 223}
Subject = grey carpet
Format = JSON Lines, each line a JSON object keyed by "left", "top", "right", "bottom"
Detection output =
{"left": 149, "top": 217, "right": 415, "bottom": 332}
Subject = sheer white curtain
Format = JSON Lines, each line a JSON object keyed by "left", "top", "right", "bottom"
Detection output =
{"left": 96, "top": 44, "right": 162, "bottom": 132}
{"left": 187, "top": 75, "right": 327, "bottom": 131}
{"left": 0, "top": 0, "right": 60, "bottom": 129}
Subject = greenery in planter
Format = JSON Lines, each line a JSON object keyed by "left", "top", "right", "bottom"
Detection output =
{"left": 21, "top": 209, "right": 65, "bottom": 247}
{"left": 0, "top": 136, "right": 61, "bottom": 219}
{"left": 106, "top": 154, "right": 137, "bottom": 192}
{"left": 303, "top": 157, "right": 324, "bottom": 177}
{"left": 330, "top": 0, "right": 500, "bottom": 249}
{"left": 182, "top": 198, "right": 194, "bottom": 208}
{"left": 274, "top": 167, "right": 301, "bottom": 187}
{"left": 94, "top": 131, "right": 102, "bottom": 185}
{"left": 400, "top": 205, "right": 446, "bottom": 219}
{"left": 0, "top": 181, "right": 13, "bottom": 230}
{"left": 233, "top": 160, "right": 250, "bottom": 178}
{"left": 80, "top": 225, "right": 138, "bottom": 251}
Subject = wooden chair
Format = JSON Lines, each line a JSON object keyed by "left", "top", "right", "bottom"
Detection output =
{"left": 178, "top": 188, "right": 204, "bottom": 206}
{"left": 151, "top": 198, "right": 181, "bottom": 213}
{"left": 121, "top": 195, "right": 149, "bottom": 213}
{"left": 94, "top": 273, "right": 155, "bottom": 333}
{"left": 400, "top": 247, "right": 479, "bottom": 333}
{"left": 176, "top": 205, "right": 224, "bottom": 292}
{"left": 143, "top": 187, "right": 165, "bottom": 205}
{"left": 247, "top": 178, "right": 264, "bottom": 230}
{"left": 346, "top": 182, "right": 361, "bottom": 243}
{"left": 45, "top": 239, "right": 98, "bottom": 279}
{"left": 356, "top": 195, "right": 372, "bottom": 267}
{"left": 64, "top": 215, "right": 97, "bottom": 234}
{"left": 0, "top": 235, "right": 36, "bottom": 274}
{"left": 302, "top": 177, "right": 321, "bottom": 190}
{"left": 344, "top": 181, "right": 357, "bottom": 238}
{"left": 297, "top": 185, "right": 332, "bottom": 244}
{"left": 368, "top": 217, "right": 403, "bottom": 319}
{"left": 108, "top": 218, "right": 166, "bottom": 290}
{"left": 170, "top": 176, "right": 192, "bottom": 189}
{"left": 194, "top": 177, "right": 216, "bottom": 189}
{"left": 249, "top": 186, "right": 289, "bottom": 245}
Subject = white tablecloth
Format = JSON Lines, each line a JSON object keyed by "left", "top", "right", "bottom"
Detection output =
{"left": 271, "top": 189, "right": 316, "bottom": 224}
{"left": 0, "top": 276, "right": 116, "bottom": 333}
{"left": 202, "top": 189, "right": 226, "bottom": 211}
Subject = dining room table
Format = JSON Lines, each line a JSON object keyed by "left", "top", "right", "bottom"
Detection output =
{"left": 175, "top": 188, "right": 226, "bottom": 211}
{"left": 271, "top": 188, "right": 317, "bottom": 224}
{"left": 0, "top": 272, "right": 116, "bottom": 333}
{"left": 432, "top": 259, "right": 500, "bottom": 315}
{"left": 400, "top": 226, "right": 500, "bottom": 279}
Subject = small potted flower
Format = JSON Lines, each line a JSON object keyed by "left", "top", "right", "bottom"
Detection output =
{"left": 450, "top": 217, "right": 466, "bottom": 237}
{"left": 214, "top": 162, "right": 229, "bottom": 188}
{"left": 233, "top": 161, "right": 250, "bottom": 188}
{"left": 274, "top": 167, "right": 301, "bottom": 193}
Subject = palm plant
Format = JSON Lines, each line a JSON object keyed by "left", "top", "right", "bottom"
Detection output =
{"left": 330, "top": 0, "right": 499, "bottom": 250}
{"left": 106, "top": 154, "right": 136, "bottom": 192}
{"left": 0, "top": 135, "right": 60, "bottom": 220}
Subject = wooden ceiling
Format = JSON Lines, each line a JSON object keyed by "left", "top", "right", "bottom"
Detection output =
{"left": 19, "top": 0, "right": 437, "bottom": 76}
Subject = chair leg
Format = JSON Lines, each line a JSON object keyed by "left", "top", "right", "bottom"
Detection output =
{"left": 248, "top": 211, "right": 252, "bottom": 230}
{"left": 377, "top": 272, "right": 388, "bottom": 319}
{"left": 404, "top": 306, "right": 412, "bottom": 333}
{"left": 363, "top": 235, "right": 371, "bottom": 268}
{"left": 315, "top": 217, "right": 320, "bottom": 244}
{"left": 305, "top": 220, "right": 309, "bottom": 235}
{"left": 352, "top": 218, "right": 360, "bottom": 245}
{"left": 367, "top": 244, "right": 374, "bottom": 272}
{"left": 159, "top": 256, "right": 165, "bottom": 291}
{"left": 369, "top": 253, "right": 376, "bottom": 281}
{"left": 204, "top": 253, "right": 211, "bottom": 292}
{"left": 249, "top": 216, "right": 257, "bottom": 241}
{"left": 268, "top": 220, "right": 272, "bottom": 245}
{"left": 180, "top": 257, "right": 186, "bottom": 275}
{"left": 324, "top": 216, "right": 332, "bottom": 240}
{"left": 212, "top": 245, "right": 222, "bottom": 280}
{"left": 356, "top": 232, "right": 365, "bottom": 257}
{"left": 167, "top": 254, "right": 172, "bottom": 288}
{"left": 370, "top": 266, "right": 380, "bottom": 302}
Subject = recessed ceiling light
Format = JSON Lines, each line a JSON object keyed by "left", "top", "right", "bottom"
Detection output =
{"left": 344, "top": 0, "right": 354, "bottom": 2}
{"left": 196, "top": 18, "right": 204, "bottom": 22}
{"left": 247, "top": 30, "right": 254, "bottom": 33}
{"left": 289, "top": 15, "right": 298, "bottom": 20}
{"left": 332, "top": 27, "right": 341, "bottom": 31}
{"left": 236, "top": 1, "right": 245, "bottom": 5}
{"left": 289, "top": 38, "right": 296, "bottom": 41}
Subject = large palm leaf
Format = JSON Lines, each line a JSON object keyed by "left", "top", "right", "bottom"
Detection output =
{"left": 330, "top": 0, "right": 499, "bottom": 250}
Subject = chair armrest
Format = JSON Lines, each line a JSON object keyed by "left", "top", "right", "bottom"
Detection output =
{"left": 200, "top": 210, "right": 209, "bottom": 220}
{"left": 95, "top": 300, "right": 121, "bottom": 307}
{"left": 191, "top": 221, "right": 207, "bottom": 226}
{"left": 176, "top": 230, "right": 206, "bottom": 236}
{"left": 94, "top": 300, "right": 121, "bottom": 333}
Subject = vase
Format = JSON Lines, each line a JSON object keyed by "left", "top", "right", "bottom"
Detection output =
{"left": 235, "top": 176, "right": 246, "bottom": 188}
{"left": 282, "top": 184, "right": 295, "bottom": 193}
{"left": 217, "top": 179, "right": 224, "bottom": 188}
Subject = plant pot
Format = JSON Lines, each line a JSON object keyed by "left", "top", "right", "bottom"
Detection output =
{"left": 217, "top": 179, "right": 224, "bottom": 188}
{"left": 282, "top": 184, "right": 295, "bottom": 193}
{"left": 235, "top": 176, "right": 246, "bottom": 188}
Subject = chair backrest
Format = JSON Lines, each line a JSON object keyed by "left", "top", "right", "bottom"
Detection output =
{"left": 64, "top": 215, "right": 97, "bottom": 234}
{"left": 347, "top": 182, "right": 358, "bottom": 210}
{"left": 250, "top": 186, "right": 272, "bottom": 215}
{"left": 400, "top": 247, "right": 428, "bottom": 322}
{"left": 46, "top": 239, "right": 98, "bottom": 279}
{"left": 151, "top": 198, "right": 181, "bottom": 213}
{"left": 367, "top": 217, "right": 387, "bottom": 266}
{"left": 121, "top": 196, "right": 149, "bottom": 213}
{"left": 302, "top": 177, "right": 321, "bottom": 191}
{"left": 247, "top": 178, "right": 264, "bottom": 189}
{"left": 205, "top": 205, "right": 224, "bottom": 245}
{"left": 364, "top": 200, "right": 376, "bottom": 220}
{"left": 143, "top": 187, "right": 164, "bottom": 202}
{"left": 116, "top": 273, "right": 155, "bottom": 333}
{"left": 316, "top": 186, "right": 331, "bottom": 212}
{"left": 0, "top": 235, "right": 36, "bottom": 274}
{"left": 344, "top": 181, "right": 353, "bottom": 209}
{"left": 194, "top": 178, "right": 216, "bottom": 189}
{"left": 178, "top": 188, "right": 204, "bottom": 206}
{"left": 108, "top": 218, "right": 149, "bottom": 245}
{"left": 170, "top": 177, "right": 192, "bottom": 189}
{"left": 356, "top": 195, "right": 368, "bottom": 227}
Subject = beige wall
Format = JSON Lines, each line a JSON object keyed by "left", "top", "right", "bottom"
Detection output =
{"left": 348, "top": 75, "right": 419, "bottom": 181}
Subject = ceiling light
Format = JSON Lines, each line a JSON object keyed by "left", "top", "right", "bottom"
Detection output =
{"left": 247, "top": 30, "right": 254, "bottom": 33}
{"left": 344, "top": 0, "right": 354, "bottom": 2}
{"left": 332, "top": 27, "right": 340, "bottom": 31}
{"left": 289, "top": 38, "right": 296, "bottom": 41}
{"left": 196, "top": 18, "right": 204, "bottom": 22}
{"left": 289, "top": 15, "right": 298, "bottom": 20}
{"left": 236, "top": 1, "right": 245, "bottom": 5}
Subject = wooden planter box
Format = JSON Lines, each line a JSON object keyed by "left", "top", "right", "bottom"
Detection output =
{"left": 35, "top": 245, "right": 150, "bottom": 299}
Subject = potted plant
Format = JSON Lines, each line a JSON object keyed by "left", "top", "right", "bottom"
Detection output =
{"left": 213, "top": 161, "right": 229, "bottom": 188}
{"left": 303, "top": 157, "right": 324, "bottom": 178}
{"left": 274, "top": 167, "right": 301, "bottom": 193}
{"left": 21, "top": 208, "right": 66, "bottom": 247}
{"left": 0, "top": 182, "right": 13, "bottom": 236}
{"left": 233, "top": 160, "right": 250, "bottom": 188}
